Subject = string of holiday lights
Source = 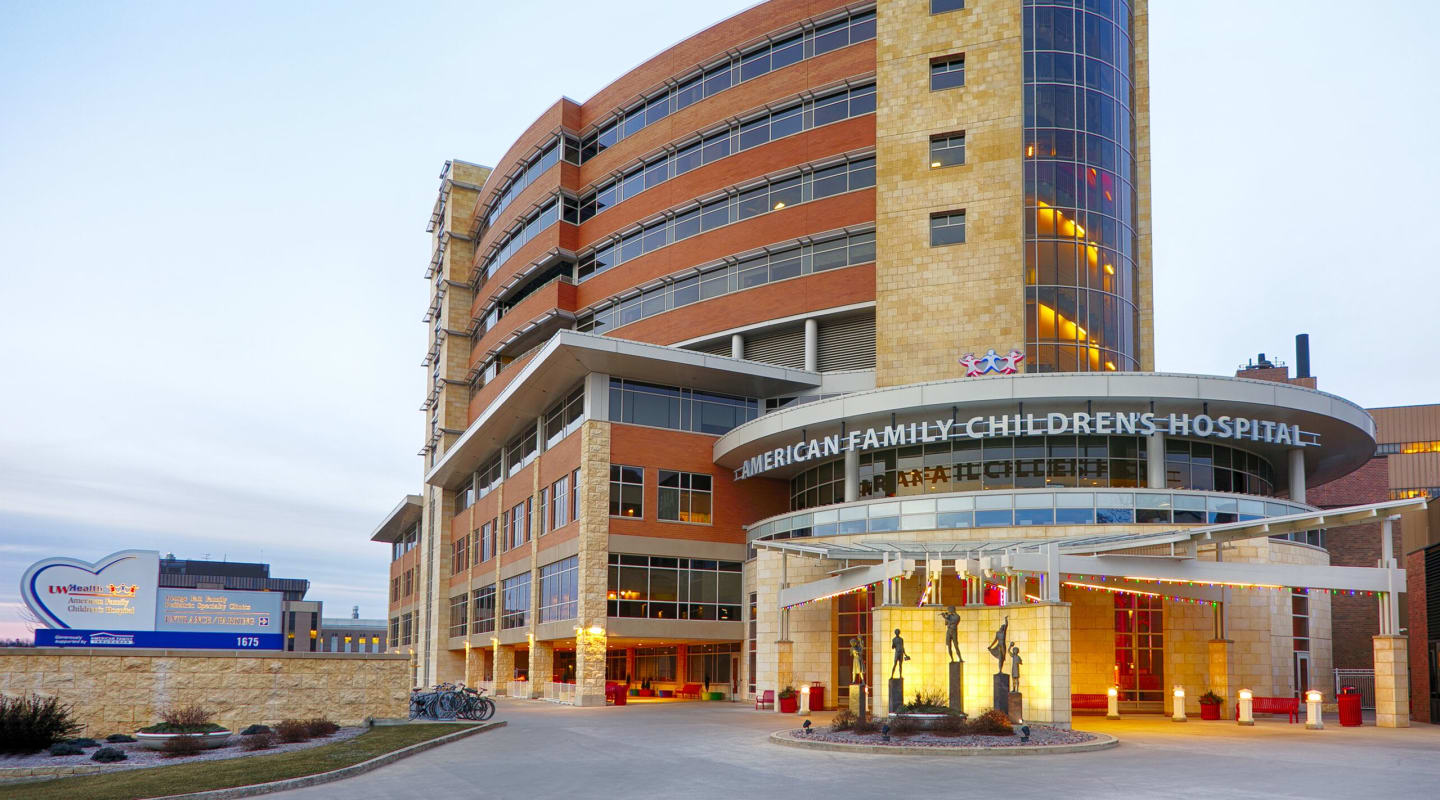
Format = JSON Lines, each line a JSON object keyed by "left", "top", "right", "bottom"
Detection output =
{"left": 781, "top": 578, "right": 891, "bottom": 610}
{"left": 1065, "top": 573, "right": 1384, "bottom": 598}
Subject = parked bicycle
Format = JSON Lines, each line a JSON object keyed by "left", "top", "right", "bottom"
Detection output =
{"left": 409, "top": 682, "right": 495, "bottom": 721}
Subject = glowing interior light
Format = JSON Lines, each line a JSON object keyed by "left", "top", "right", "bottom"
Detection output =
{"left": 1104, "top": 263, "right": 1115, "bottom": 275}
{"left": 1026, "top": 145, "right": 1035, "bottom": 157}
{"left": 931, "top": 161, "right": 942, "bottom": 168}
{"left": 773, "top": 201, "right": 786, "bottom": 210}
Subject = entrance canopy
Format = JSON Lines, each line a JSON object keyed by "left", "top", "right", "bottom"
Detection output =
{"left": 761, "top": 497, "right": 1427, "bottom": 609}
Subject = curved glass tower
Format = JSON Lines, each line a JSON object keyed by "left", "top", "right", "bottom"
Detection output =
{"left": 1023, "top": 0, "right": 1140, "bottom": 372}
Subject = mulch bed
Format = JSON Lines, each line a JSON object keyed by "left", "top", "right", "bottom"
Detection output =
{"left": 0, "top": 727, "right": 366, "bottom": 774}
{"left": 791, "top": 725, "right": 1096, "bottom": 748}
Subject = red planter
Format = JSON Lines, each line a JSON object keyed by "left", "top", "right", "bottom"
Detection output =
{"left": 778, "top": 695, "right": 799, "bottom": 713}
{"left": 637, "top": 689, "right": 654, "bottom": 697}
{"left": 1200, "top": 702, "right": 1221, "bottom": 720}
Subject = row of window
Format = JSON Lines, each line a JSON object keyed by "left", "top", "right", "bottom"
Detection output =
{"left": 576, "top": 83, "right": 876, "bottom": 228}
{"left": 388, "top": 524, "right": 419, "bottom": 561}
{"left": 789, "top": 437, "right": 1278, "bottom": 510}
{"left": 389, "top": 612, "right": 413, "bottom": 647}
{"left": 459, "top": 385, "right": 584, "bottom": 510}
{"left": 575, "top": 229, "right": 876, "bottom": 336}
{"left": 476, "top": 195, "right": 579, "bottom": 285}
{"left": 455, "top": 469, "right": 582, "bottom": 573}
{"left": 607, "top": 554, "right": 743, "bottom": 620}
{"left": 390, "top": 568, "right": 415, "bottom": 601}
{"left": 610, "top": 465, "right": 714, "bottom": 524}
{"left": 576, "top": 154, "right": 876, "bottom": 281}
{"left": 576, "top": 9, "right": 876, "bottom": 163}
{"left": 482, "top": 135, "right": 577, "bottom": 232}
{"left": 1025, "top": 285, "right": 1139, "bottom": 372}
{"left": 472, "top": 261, "right": 574, "bottom": 343}
{"left": 607, "top": 378, "right": 758, "bottom": 436}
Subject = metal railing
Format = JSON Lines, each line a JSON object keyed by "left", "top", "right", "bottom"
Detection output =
{"left": 1334, "top": 669, "right": 1375, "bottom": 709}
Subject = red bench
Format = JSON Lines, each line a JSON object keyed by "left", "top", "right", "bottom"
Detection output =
{"left": 1238, "top": 696, "right": 1300, "bottom": 723}
{"left": 755, "top": 689, "right": 774, "bottom": 710}
{"left": 676, "top": 683, "right": 703, "bottom": 699}
{"left": 1071, "top": 693, "right": 1109, "bottom": 713}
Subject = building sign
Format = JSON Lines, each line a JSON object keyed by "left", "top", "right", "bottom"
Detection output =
{"left": 960, "top": 349, "right": 1024, "bottom": 377}
{"left": 20, "top": 550, "right": 160, "bottom": 631}
{"left": 156, "top": 589, "right": 281, "bottom": 635}
{"left": 734, "top": 410, "right": 1321, "bottom": 480}
{"left": 20, "top": 549, "right": 283, "bottom": 650}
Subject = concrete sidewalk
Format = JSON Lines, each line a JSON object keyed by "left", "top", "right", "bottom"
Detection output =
{"left": 264, "top": 699, "right": 1440, "bottom": 800}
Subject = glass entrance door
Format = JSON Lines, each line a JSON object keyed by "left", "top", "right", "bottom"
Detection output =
{"left": 1114, "top": 593, "right": 1164, "bottom": 707}
{"left": 1293, "top": 651, "right": 1311, "bottom": 698}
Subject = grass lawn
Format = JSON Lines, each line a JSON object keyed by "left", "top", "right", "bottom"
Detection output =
{"left": 0, "top": 724, "right": 479, "bottom": 800}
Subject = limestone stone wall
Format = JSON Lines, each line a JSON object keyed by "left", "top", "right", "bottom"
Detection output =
{"left": 872, "top": 602, "right": 1070, "bottom": 725}
{"left": 0, "top": 649, "right": 410, "bottom": 736}
{"left": 874, "top": 0, "right": 1026, "bottom": 387}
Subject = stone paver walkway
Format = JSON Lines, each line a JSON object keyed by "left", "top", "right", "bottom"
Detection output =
{"left": 265, "top": 700, "right": 1440, "bottom": 800}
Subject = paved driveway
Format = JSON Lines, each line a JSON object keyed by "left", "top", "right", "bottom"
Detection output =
{"left": 268, "top": 700, "right": 1440, "bottom": 800}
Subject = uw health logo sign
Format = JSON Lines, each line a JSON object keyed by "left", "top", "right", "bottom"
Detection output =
{"left": 21, "top": 550, "right": 160, "bottom": 631}
{"left": 959, "top": 348, "right": 1025, "bottom": 377}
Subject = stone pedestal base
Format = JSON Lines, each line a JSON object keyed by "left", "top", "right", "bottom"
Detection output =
{"left": 949, "top": 661, "right": 964, "bottom": 714}
{"left": 1008, "top": 691, "right": 1024, "bottom": 722}
{"left": 1374, "top": 635, "right": 1411, "bottom": 728}
{"left": 889, "top": 678, "right": 904, "bottom": 713}
{"left": 992, "top": 673, "right": 1010, "bottom": 713}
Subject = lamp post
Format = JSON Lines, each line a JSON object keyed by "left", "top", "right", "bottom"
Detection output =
{"left": 1306, "top": 690, "right": 1324, "bottom": 730}
{"left": 1172, "top": 686, "right": 1187, "bottom": 722}
{"left": 1237, "top": 689, "right": 1254, "bottom": 726}
{"left": 800, "top": 685, "right": 811, "bottom": 716}
{"left": 1106, "top": 686, "right": 1120, "bottom": 720}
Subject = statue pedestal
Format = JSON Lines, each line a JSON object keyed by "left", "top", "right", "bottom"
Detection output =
{"left": 1008, "top": 691, "right": 1024, "bottom": 722}
{"left": 992, "top": 673, "right": 1010, "bottom": 713}
{"left": 849, "top": 683, "right": 862, "bottom": 715}
{"left": 889, "top": 677, "right": 904, "bottom": 714}
{"left": 948, "top": 661, "right": 964, "bottom": 713}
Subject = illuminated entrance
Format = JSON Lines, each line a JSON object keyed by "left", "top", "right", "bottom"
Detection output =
{"left": 1114, "top": 593, "right": 1163, "bottom": 707}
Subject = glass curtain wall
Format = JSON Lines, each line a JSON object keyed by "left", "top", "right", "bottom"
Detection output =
{"left": 1023, "top": 0, "right": 1140, "bottom": 372}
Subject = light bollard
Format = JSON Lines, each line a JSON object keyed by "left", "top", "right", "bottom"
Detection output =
{"left": 1172, "top": 686, "right": 1187, "bottom": 722}
{"left": 1106, "top": 686, "right": 1120, "bottom": 720}
{"left": 1237, "top": 689, "right": 1255, "bottom": 726}
{"left": 800, "top": 685, "right": 811, "bottom": 716}
{"left": 1306, "top": 690, "right": 1324, "bottom": 730}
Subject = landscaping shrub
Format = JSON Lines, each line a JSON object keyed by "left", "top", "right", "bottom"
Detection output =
{"left": 829, "top": 708, "right": 856, "bottom": 731}
{"left": 888, "top": 715, "right": 919, "bottom": 737}
{"left": 91, "top": 746, "right": 128, "bottom": 763}
{"left": 48, "top": 742, "right": 84, "bottom": 756}
{"left": 969, "top": 708, "right": 1013, "bottom": 736}
{"left": 139, "top": 704, "right": 224, "bottom": 735}
{"left": 161, "top": 734, "right": 207, "bottom": 758}
{"left": 899, "top": 689, "right": 950, "bottom": 714}
{"left": 64, "top": 737, "right": 99, "bottom": 748}
{"left": 240, "top": 731, "right": 277, "bottom": 751}
{"left": 240, "top": 724, "right": 272, "bottom": 736}
{"left": 931, "top": 712, "right": 968, "bottom": 737}
{"left": 0, "top": 693, "right": 82, "bottom": 753}
{"left": 304, "top": 718, "right": 339, "bottom": 737}
{"left": 105, "top": 733, "right": 137, "bottom": 743}
{"left": 850, "top": 715, "right": 880, "bottom": 735}
{"left": 274, "top": 719, "right": 311, "bottom": 743}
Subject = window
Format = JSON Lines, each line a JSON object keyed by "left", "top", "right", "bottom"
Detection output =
{"left": 658, "top": 471, "right": 713, "bottom": 524}
{"left": 930, "top": 211, "right": 966, "bottom": 245}
{"left": 454, "top": 488, "right": 473, "bottom": 513}
{"left": 607, "top": 379, "right": 759, "bottom": 435}
{"left": 477, "top": 454, "right": 502, "bottom": 498}
{"left": 477, "top": 519, "right": 495, "bottom": 563}
{"left": 607, "top": 554, "right": 743, "bottom": 620}
{"left": 551, "top": 475, "right": 570, "bottom": 528}
{"left": 508, "top": 500, "right": 530, "bottom": 549}
{"left": 931, "top": 0, "right": 964, "bottom": 13}
{"left": 506, "top": 425, "right": 538, "bottom": 476}
{"left": 571, "top": 468, "right": 581, "bottom": 520}
{"left": 634, "top": 646, "right": 677, "bottom": 682}
{"left": 610, "top": 465, "right": 644, "bottom": 517}
{"left": 400, "top": 612, "right": 413, "bottom": 646}
{"left": 449, "top": 593, "right": 468, "bottom": 638}
{"left": 539, "top": 556, "right": 579, "bottom": 623}
{"left": 452, "top": 535, "right": 469, "bottom": 575}
{"left": 544, "top": 384, "right": 586, "bottom": 447}
{"left": 501, "top": 573, "right": 531, "bottom": 630}
{"left": 687, "top": 643, "right": 740, "bottom": 685}
{"left": 390, "top": 577, "right": 400, "bottom": 602}
{"left": 389, "top": 617, "right": 399, "bottom": 646}
{"left": 403, "top": 569, "right": 413, "bottom": 597}
{"left": 472, "top": 584, "right": 496, "bottom": 634}
{"left": 537, "top": 488, "right": 549, "bottom": 536}
{"left": 747, "top": 593, "right": 758, "bottom": 695}
{"left": 930, "top": 132, "right": 965, "bottom": 168}
{"left": 930, "top": 56, "right": 965, "bottom": 90}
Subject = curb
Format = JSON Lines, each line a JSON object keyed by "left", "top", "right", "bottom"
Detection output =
{"left": 149, "top": 721, "right": 506, "bottom": 799}
{"left": 769, "top": 729, "right": 1117, "bottom": 756}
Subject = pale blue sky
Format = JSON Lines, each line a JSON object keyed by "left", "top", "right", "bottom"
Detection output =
{"left": 2, "top": 1, "right": 1437, "bottom": 639}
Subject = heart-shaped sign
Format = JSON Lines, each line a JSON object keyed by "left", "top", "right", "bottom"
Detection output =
{"left": 21, "top": 550, "right": 160, "bottom": 631}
